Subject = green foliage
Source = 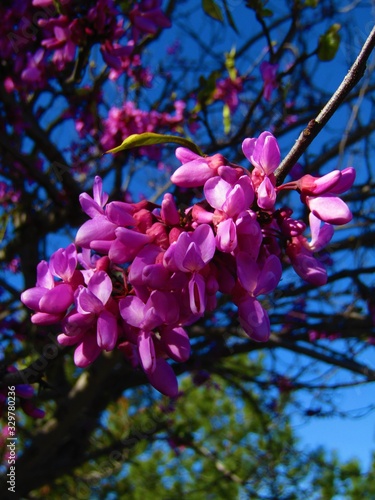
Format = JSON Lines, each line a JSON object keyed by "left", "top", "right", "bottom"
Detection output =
{"left": 246, "top": 0, "right": 273, "bottom": 17}
{"left": 201, "top": 0, "right": 238, "bottom": 31}
{"left": 224, "top": 48, "right": 237, "bottom": 81}
{"left": 223, "top": 103, "right": 231, "bottom": 134}
{"left": 202, "top": 0, "right": 224, "bottom": 22}
{"left": 304, "top": 0, "right": 319, "bottom": 7}
{"left": 194, "top": 71, "right": 222, "bottom": 111}
{"left": 24, "top": 356, "right": 375, "bottom": 499}
{"left": 106, "top": 132, "right": 205, "bottom": 157}
{"left": 318, "top": 24, "right": 341, "bottom": 61}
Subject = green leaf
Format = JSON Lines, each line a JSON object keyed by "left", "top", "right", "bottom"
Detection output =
{"left": 246, "top": 0, "right": 273, "bottom": 17}
{"left": 223, "top": 0, "right": 239, "bottom": 33}
{"left": 202, "top": 0, "right": 224, "bottom": 22}
{"left": 225, "top": 48, "right": 237, "bottom": 81}
{"left": 105, "top": 132, "right": 205, "bottom": 157}
{"left": 317, "top": 24, "right": 341, "bottom": 61}
{"left": 195, "top": 70, "right": 222, "bottom": 110}
{"left": 223, "top": 103, "right": 231, "bottom": 134}
{"left": 305, "top": 0, "right": 319, "bottom": 6}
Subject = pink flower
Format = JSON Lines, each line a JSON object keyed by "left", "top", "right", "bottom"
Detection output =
{"left": 21, "top": 245, "right": 82, "bottom": 324}
{"left": 75, "top": 271, "right": 118, "bottom": 349}
{"left": 242, "top": 131, "right": 280, "bottom": 176}
{"left": 204, "top": 174, "right": 254, "bottom": 218}
{"left": 164, "top": 224, "right": 216, "bottom": 273}
{"left": 129, "top": 0, "right": 171, "bottom": 41}
{"left": 119, "top": 292, "right": 189, "bottom": 397}
{"left": 260, "top": 61, "right": 278, "bottom": 101}
{"left": 237, "top": 296, "right": 271, "bottom": 342}
{"left": 171, "top": 149, "right": 229, "bottom": 188}
{"left": 286, "top": 236, "right": 328, "bottom": 286}
{"left": 59, "top": 271, "right": 119, "bottom": 367}
{"left": 213, "top": 76, "right": 243, "bottom": 112}
{"left": 234, "top": 252, "right": 282, "bottom": 341}
{"left": 282, "top": 167, "right": 356, "bottom": 225}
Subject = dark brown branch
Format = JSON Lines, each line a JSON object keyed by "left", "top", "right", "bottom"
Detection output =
{"left": 268, "top": 334, "right": 375, "bottom": 381}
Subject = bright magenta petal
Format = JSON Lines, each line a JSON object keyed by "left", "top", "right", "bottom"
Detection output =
{"left": 238, "top": 297, "right": 270, "bottom": 342}
{"left": 39, "top": 284, "right": 74, "bottom": 314}
{"left": 74, "top": 335, "right": 102, "bottom": 367}
{"left": 97, "top": 310, "right": 118, "bottom": 350}
{"left": 146, "top": 358, "right": 178, "bottom": 397}
{"left": 161, "top": 327, "right": 191, "bottom": 362}
{"left": 307, "top": 195, "right": 352, "bottom": 225}
{"left": 138, "top": 330, "right": 156, "bottom": 373}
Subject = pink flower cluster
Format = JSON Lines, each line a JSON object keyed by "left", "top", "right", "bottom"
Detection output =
{"left": 2, "top": 0, "right": 171, "bottom": 91}
{"left": 101, "top": 101, "right": 186, "bottom": 160}
{"left": 21, "top": 132, "right": 355, "bottom": 397}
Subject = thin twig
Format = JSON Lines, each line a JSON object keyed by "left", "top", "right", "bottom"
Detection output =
{"left": 274, "top": 25, "right": 375, "bottom": 186}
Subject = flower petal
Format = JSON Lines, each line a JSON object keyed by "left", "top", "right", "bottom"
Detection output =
{"left": 106, "top": 201, "right": 135, "bottom": 226}
{"left": 146, "top": 358, "right": 178, "bottom": 397}
{"left": 253, "top": 255, "right": 282, "bottom": 296}
{"left": 171, "top": 161, "right": 213, "bottom": 187}
{"left": 138, "top": 330, "right": 156, "bottom": 373}
{"left": 204, "top": 176, "right": 231, "bottom": 210}
{"left": 31, "top": 312, "right": 62, "bottom": 325}
{"left": 49, "top": 243, "right": 77, "bottom": 282}
{"left": 192, "top": 224, "right": 216, "bottom": 264}
{"left": 36, "top": 260, "right": 54, "bottom": 289}
{"left": 238, "top": 297, "right": 270, "bottom": 341}
{"left": 39, "top": 283, "right": 74, "bottom": 314}
{"left": 306, "top": 195, "right": 353, "bottom": 225}
{"left": 21, "top": 287, "right": 48, "bottom": 311}
{"left": 257, "top": 177, "right": 276, "bottom": 210}
{"left": 97, "top": 310, "right": 118, "bottom": 350}
{"left": 236, "top": 252, "right": 259, "bottom": 294}
{"left": 74, "top": 335, "right": 102, "bottom": 367}
{"left": 216, "top": 219, "right": 237, "bottom": 253}
{"left": 75, "top": 216, "right": 117, "bottom": 248}
{"left": 188, "top": 273, "right": 206, "bottom": 315}
{"left": 161, "top": 327, "right": 191, "bottom": 362}
{"left": 119, "top": 296, "right": 145, "bottom": 327}
{"left": 88, "top": 271, "right": 112, "bottom": 305}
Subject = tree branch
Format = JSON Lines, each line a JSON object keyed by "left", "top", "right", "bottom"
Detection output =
{"left": 275, "top": 25, "right": 375, "bottom": 185}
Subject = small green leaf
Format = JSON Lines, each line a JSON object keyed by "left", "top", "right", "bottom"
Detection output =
{"left": 202, "top": 0, "right": 224, "bottom": 22}
{"left": 105, "top": 133, "right": 205, "bottom": 157}
{"left": 223, "top": 104, "right": 231, "bottom": 134}
{"left": 305, "top": 0, "right": 319, "bottom": 7}
{"left": 223, "top": 0, "right": 239, "bottom": 33}
{"left": 196, "top": 70, "right": 222, "bottom": 109}
{"left": 262, "top": 8, "right": 273, "bottom": 16}
{"left": 225, "top": 48, "right": 237, "bottom": 81}
{"left": 317, "top": 24, "right": 341, "bottom": 61}
{"left": 246, "top": 0, "right": 273, "bottom": 17}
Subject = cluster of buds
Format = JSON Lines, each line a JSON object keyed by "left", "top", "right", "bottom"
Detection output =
{"left": 21, "top": 132, "right": 355, "bottom": 397}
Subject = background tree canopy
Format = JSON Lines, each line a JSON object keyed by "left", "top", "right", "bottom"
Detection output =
{"left": 1, "top": 0, "right": 375, "bottom": 498}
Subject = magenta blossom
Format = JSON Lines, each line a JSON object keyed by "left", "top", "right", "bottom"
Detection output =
{"left": 281, "top": 167, "right": 356, "bottom": 224}
{"left": 21, "top": 244, "right": 82, "bottom": 325}
{"left": 20, "top": 128, "right": 356, "bottom": 398}
{"left": 171, "top": 149, "right": 231, "bottom": 188}
{"left": 260, "top": 61, "right": 278, "bottom": 101}
{"left": 242, "top": 131, "right": 280, "bottom": 176}
{"left": 129, "top": 0, "right": 171, "bottom": 41}
{"left": 58, "top": 270, "right": 118, "bottom": 367}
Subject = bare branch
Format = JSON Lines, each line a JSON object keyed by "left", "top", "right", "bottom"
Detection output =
{"left": 275, "top": 25, "right": 375, "bottom": 185}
